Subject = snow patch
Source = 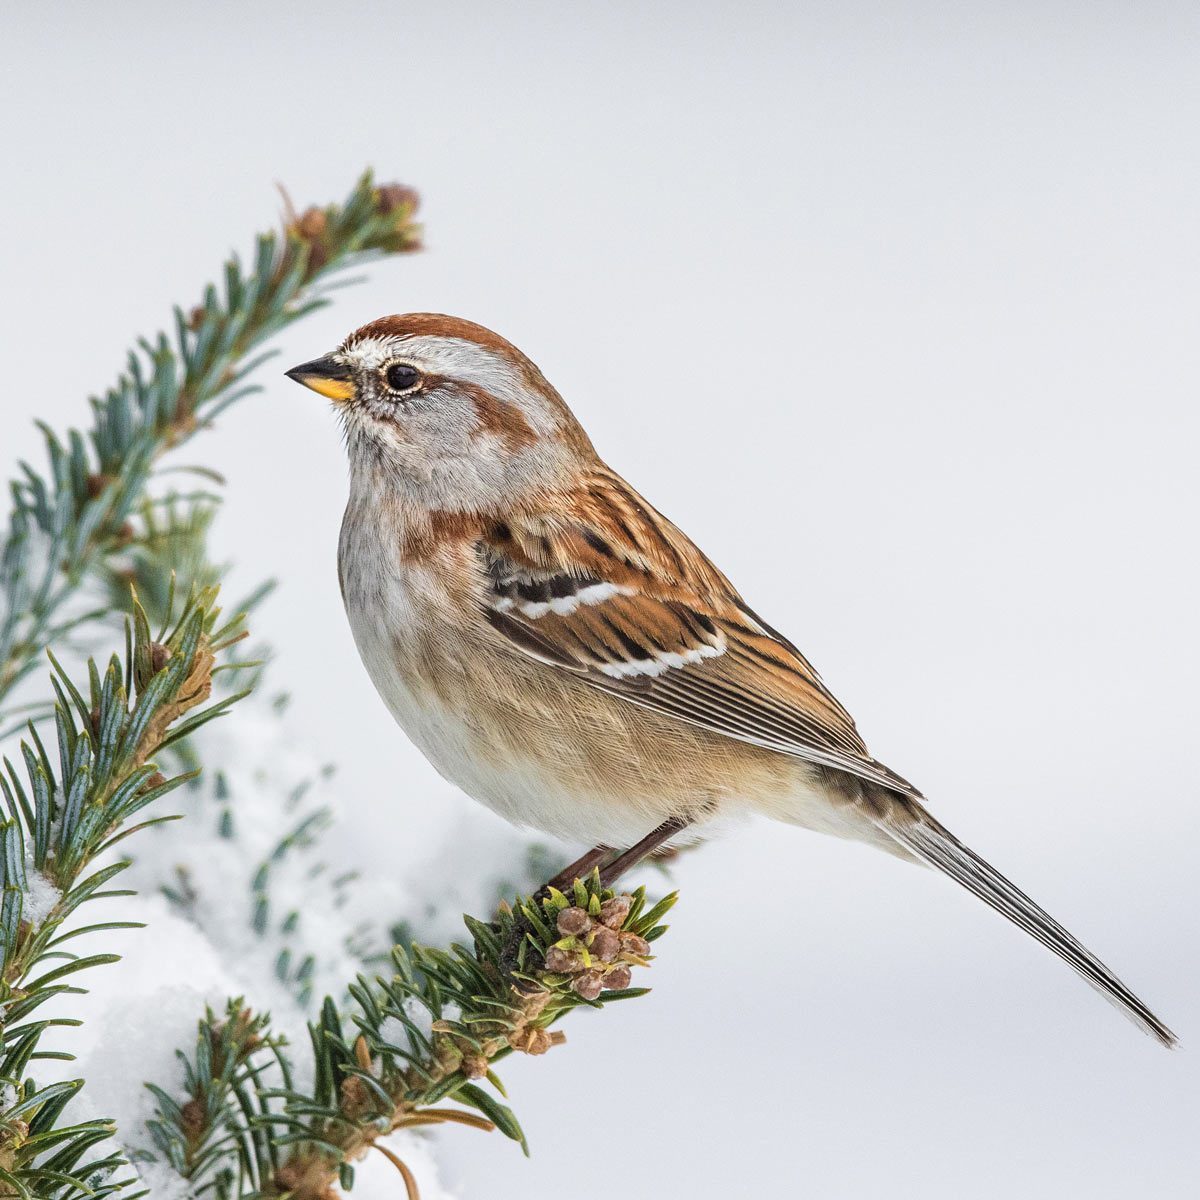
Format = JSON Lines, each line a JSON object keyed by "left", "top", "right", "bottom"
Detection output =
{"left": 353, "top": 1130, "right": 456, "bottom": 1200}
{"left": 22, "top": 859, "right": 61, "bottom": 924}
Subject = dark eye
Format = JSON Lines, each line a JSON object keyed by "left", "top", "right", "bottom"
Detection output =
{"left": 384, "top": 362, "right": 422, "bottom": 394}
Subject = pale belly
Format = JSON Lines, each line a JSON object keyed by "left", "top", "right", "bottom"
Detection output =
{"left": 343, "top": 585, "right": 711, "bottom": 844}
{"left": 337, "top": 517, "right": 898, "bottom": 854}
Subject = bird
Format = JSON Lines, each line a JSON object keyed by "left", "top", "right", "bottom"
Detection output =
{"left": 286, "top": 312, "right": 1176, "bottom": 1047}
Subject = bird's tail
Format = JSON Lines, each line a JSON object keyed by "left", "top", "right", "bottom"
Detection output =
{"left": 873, "top": 797, "right": 1178, "bottom": 1048}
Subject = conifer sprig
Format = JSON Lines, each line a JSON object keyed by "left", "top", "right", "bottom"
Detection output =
{"left": 143, "top": 875, "right": 676, "bottom": 1200}
{"left": 0, "top": 174, "right": 420, "bottom": 710}
{"left": 269, "top": 876, "right": 676, "bottom": 1198}
{"left": 0, "top": 584, "right": 251, "bottom": 1200}
{"left": 142, "top": 1001, "right": 283, "bottom": 1196}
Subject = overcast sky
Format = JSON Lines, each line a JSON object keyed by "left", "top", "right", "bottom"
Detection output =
{"left": 3, "top": 3, "right": 1198, "bottom": 1197}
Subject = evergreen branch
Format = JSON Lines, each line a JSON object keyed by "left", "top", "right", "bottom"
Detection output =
{"left": 142, "top": 1001, "right": 278, "bottom": 1196}
{"left": 0, "top": 584, "right": 252, "bottom": 1198}
{"left": 109, "top": 491, "right": 373, "bottom": 1013}
{"left": 148, "top": 875, "right": 676, "bottom": 1199}
{"left": 0, "top": 173, "right": 420, "bottom": 709}
{"left": 276, "top": 876, "right": 675, "bottom": 1198}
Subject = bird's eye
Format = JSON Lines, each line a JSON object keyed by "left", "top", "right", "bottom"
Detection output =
{"left": 384, "top": 362, "right": 422, "bottom": 394}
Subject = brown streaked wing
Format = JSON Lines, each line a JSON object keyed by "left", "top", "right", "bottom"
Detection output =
{"left": 479, "top": 471, "right": 920, "bottom": 797}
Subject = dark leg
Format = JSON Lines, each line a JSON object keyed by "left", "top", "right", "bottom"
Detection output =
{"left": 544, "top": 844, "right": 611, "bottom": 894}
{"left": 598, "top": 815, "right": 691, "bottom": 887}
{"left": 501, "top": 845, "right": 610, "bottom": 983}
{"left": 500, "top": 815, "right": 693, "bottom": 983}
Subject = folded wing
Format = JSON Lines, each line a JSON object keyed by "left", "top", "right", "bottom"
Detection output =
{"left": 479, "top": 470, "right": 918, "bottom": 796}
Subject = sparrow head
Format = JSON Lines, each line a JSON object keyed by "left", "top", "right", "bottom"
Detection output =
{"left": 286, "top": 313, "right": 594, "bottom": 510}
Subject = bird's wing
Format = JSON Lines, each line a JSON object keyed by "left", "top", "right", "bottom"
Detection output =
{"left": 479, "top": 469, "right": 919, "bottom": 796}
{"left": 479, "top": 472, "right": 1180, "bottom": 1046}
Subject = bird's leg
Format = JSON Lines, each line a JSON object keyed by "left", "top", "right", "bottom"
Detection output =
{"left": 500, "top": 845, "right": 611, "bottom": 982}
{"left": 598, "top": 815, "right": 691, "bottom": 887}
{"left": 544, "top": 844, "right": 612, "bottom": 894}
{"left": 499, "top": 818, "right": 690, "bottom": 983}
{"left": 544, "top": 815, "right": 693, "bottom": 895}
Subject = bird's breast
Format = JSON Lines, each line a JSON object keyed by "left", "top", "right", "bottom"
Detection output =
{"left": 334, "top": 496, "right": 816, "bottom": 845}
{"left": 338, "top": 499, "right": 474, "bottom": 707}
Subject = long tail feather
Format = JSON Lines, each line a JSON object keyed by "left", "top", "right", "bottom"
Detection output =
{"left": 877, "top": 807, "right": 1178, "bottom": 1048}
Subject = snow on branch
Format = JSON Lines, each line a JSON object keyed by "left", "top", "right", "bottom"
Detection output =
{"left": 0, "top": 583, "right": 253, "bottom": 1199}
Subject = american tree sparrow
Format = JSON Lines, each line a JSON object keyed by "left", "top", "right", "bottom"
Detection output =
{"left": 287, "top": 313, "right": 1175, "bottom": 1046}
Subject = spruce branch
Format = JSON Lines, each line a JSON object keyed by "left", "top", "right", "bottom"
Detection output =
{"left": 142, "top": 1001, "right": 282, "bottom": 1196}
{"left": 0, "top": 584, "right": 252, "bottom": 1199}
{"left": 138, "top": 874, "right": 676, "bottom": 1200}
{"left": 265, "top": 876, "right": 674, "bottom": 1199}
{"left": 0, "top": 173, "right": 420, "bottom": 710}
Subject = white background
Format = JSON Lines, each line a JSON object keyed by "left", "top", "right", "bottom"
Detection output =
{"left": 3, "top": 3, "right": 1197, "bottom": 1196}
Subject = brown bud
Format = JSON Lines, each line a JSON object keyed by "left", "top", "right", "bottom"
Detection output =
{"left": 85, "top": 473, "right": 112, "bottom": 500}
{"left": 543, "top": 946, "right": 584, "bottom": 974}
{"left": 588, "top": 925, "right": 620, "bottom": 962}
{"left": 571, "top": 972, "right": 604, "bottom": 1001}
{"left": 353, "top": 1034, "right": 372, "bottom": 1071}
{"left": 272, "top": 1165, "right": 303, "bottom": 1192}
{"left": 187, "top": 305, "right": 206, "bottom": 332}
{"left": 142, "top": 771, "right": 167, "bottom": 794}
{"left": 521, "top": 989, "right": 553, "bottom": 1021}
{"left": 461, "top": 1053, "right": 489, "bottom": 1079}
{"left": 511, "top": 1026, "right": 552, "bottom": 1055}
{"left": 556, "top": 906, "right": 591, "bottom": 936}
{"left": 599, "top": 896, "right": 632, "bottom": 928}
{"left": 89, "top": 706, "right": 101, "bottom": 737}
{"left": 114, "top": 521, "right": 135, "bottom": 547}
{"left": 602, "top": 965, "right": 632, "bottom": 991}
{"left": 149, "top": 643, "right": 171, "bottom": 674}
{"left": 433, "top": 1035, "right": 463, "bottom": 1072}
{"left": 180, "top": 1097, "right": 205, "bottom": 1137}
{"left": 294, "top": 206, "right": 327, "bottom": 239}
{"left": 339, "top": 1075, "right": 370, "bottom": 1118}
{"left": 619, "top": 932, "right": 650, "bottom": 957}
{"left": 375, "top": 183, "right": 420, "bottom": 215}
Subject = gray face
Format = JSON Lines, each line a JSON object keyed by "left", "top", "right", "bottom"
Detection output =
{"left": 331, "top": 333, "right": 584, "bottom": 512}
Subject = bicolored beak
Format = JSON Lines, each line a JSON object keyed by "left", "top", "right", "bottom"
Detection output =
{"left": 285, "top": 354, "right": 355, "bottom": 403}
